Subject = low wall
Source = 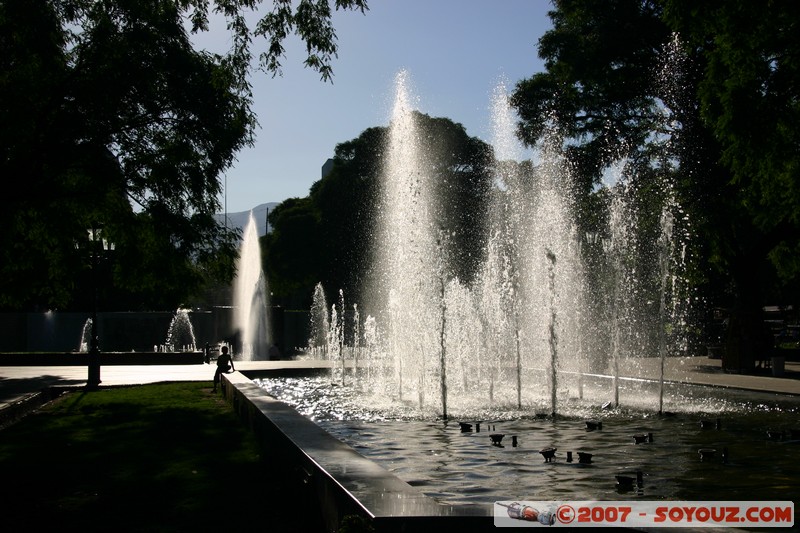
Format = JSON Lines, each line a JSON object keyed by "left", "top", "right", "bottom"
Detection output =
{"left": 219, "top": 372, "right": 493, "bottom": 532}
{"left": 0, "top": 308, "right": 301, "bottom": 357}
{"left": 0, "top": 352, "right": 204, "bottom": 366}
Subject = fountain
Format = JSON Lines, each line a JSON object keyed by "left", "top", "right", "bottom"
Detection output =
{"left": 308, "top": 282, "right": 329, "bottom": 358}
{"left": 162, "top": 308, "right": 197, "bottom": 352}
{"left": 233, "top": 211, "right": 270, "bottom": 360}
{"left": 77, "top": 318, "right": 92, "bottom": 352}
{"left": 247, "top": 67, "right": 798, "bottom": 520}
{"left": 344, "top": 71, "right": 687, "bottom": 419}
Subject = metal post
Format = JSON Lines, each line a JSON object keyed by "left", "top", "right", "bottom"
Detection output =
{"left": 87, "top": 233, "right": 101, "bottom": 387}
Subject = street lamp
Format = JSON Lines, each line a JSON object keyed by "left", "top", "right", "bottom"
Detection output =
{"left": 79, "top": 226, "right": 114, "bottom": 388}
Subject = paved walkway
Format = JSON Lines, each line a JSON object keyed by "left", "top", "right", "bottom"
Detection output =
{"left": 0, "top": 359, "right": 336, "bottom": 410}
{"left": 1, "top": 356, "right": 798, "bottom": 415}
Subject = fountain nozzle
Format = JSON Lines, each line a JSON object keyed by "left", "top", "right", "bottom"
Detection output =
{"left": 490, "top": 434, "right": 505, "bottom": 447}
{"left": 586, "top": 420, "right": 602, "bottom": 431}
{"left": 698, "top": 448, "right": 716, "bottom": 462}
{"left": 539, "top": 447, "right": 557, "bottom": 462}
{"left": 617, "top": 471, "right": 643, "bottom": 489}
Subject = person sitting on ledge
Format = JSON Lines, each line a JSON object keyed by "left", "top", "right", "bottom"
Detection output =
{"left": 213, "top": 345, "right": 235, "bottom": 392}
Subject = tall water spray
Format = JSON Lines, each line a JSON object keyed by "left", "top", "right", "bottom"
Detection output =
{"left": 369, "top": 70, "right": 442, "bottom": 411}
{"left": 485, "top": 81, "right": 586, "bottom": 416}
{"left": 233, "top": 211, "right": 270, "bottom": 360}
{"left": 363, "top": 74, "right": 590, "bottom": 417}
{"left": 338, "top": 70, "right": 690, "bottom": 418}
{"left": 77, "top": 318, "right": 92, "bottom": 353}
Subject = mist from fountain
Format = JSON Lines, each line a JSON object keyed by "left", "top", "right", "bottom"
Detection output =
{"left": 233, "top": 211, "right": 270, "bottom": 360}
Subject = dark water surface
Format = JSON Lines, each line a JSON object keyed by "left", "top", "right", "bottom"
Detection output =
{"left": 255, "top": 376, "right": 800, "bottom": 510}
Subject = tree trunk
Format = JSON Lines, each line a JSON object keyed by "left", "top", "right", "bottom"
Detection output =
{"left": 723, "top": 254, "right": 771, "bottom": 374}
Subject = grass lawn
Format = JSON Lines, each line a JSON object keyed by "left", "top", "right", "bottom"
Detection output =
{"left": 0, "top": 382, "right": 326, "bottom": 532}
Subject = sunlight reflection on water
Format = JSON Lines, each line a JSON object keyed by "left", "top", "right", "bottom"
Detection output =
{"left": 255, "top": 376, "right": 800, "bottom": 507}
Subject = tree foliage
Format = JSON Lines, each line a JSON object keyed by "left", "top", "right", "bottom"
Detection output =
{"left": 264, "top": 112, "right": 494, "bottom": 308}
{"left": 0, "top": 0, "right": 368, "bottom": 311}
{"left": 512, "top": 0, "right": 671, "bottom": 194}
{"left": 664, "top": 0, "right": 800, "bottom": 291}
{"left": 511, "top": 0, "right": 800, "bottom": 371}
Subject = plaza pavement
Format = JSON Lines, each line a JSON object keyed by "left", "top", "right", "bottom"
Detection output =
{"left": 1, "top": 355, "right": 799, "bottom": 416}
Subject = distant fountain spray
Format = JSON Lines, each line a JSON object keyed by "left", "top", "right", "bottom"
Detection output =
{"left": 164, "top": 308, "right": 197, "bottom": 352}
{"left": 233, "top": 211, "right": 270, "bottom": 360}
{"left": 309, "top": 282, "right": 329, "bottom": 357}
{"left": 78, "top": 318, "right": 92, "bottom": 353}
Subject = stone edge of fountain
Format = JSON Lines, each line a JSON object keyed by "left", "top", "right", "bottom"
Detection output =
{"left": 220, "top": 371, "right": 494, "bottom": 530}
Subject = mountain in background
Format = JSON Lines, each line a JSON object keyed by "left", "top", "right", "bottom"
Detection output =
{"left": 215, "top": 202, "right": 279, "bottom": 237}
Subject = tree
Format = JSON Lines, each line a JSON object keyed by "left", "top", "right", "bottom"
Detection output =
{"left": 663, "top": 0, "right": 800, "bottom": 370}
{"left": 309, "top": 126, "right": 385, "bottom": 305}
{"left": 0, "top": 0, "right": 368, "bottom": 311}
{"left": 265, "top": 112, "right": 494, "bottom": 308}
{"left": 511, "top": 0, "right": 799, "bottom": 372}
{"left": 512, "top": 0, "right": 672, "bottom": 195}
{"left": 262, "top": 197, "right": 322, "bottom": 303}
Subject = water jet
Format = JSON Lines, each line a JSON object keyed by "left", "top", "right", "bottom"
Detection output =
{"left": 163, "top": 308, "right": 197, "bottom": 352}
{"left": 233, "top": 211, "right": 270, "bottom": 360}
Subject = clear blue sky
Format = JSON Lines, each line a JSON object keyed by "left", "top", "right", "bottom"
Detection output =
{"left": 196, "top": 1, "right": 554, "bottom": 214}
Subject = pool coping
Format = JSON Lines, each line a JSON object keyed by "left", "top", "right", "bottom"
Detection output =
{"left": 220, "top": 371, "right": 495, "bottom": 532}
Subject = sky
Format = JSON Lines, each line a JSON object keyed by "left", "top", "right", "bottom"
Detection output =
{"left": 194, "top": 1, "right": 554, "bottom": 214}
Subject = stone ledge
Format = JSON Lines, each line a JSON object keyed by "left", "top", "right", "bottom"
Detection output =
{"left": 220, "top": 371, "right": 493, "bottom": 532}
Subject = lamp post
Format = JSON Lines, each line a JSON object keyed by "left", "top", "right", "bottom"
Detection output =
{"left": 82, "top": 226, "right": 114, "bottom": 388}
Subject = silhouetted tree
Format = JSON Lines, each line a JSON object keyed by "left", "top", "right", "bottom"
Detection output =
{"left": 0, "top": 0, "right": 368, "bottom": 311}
{"left": 265, "top": 112, "right": 494, "bottom": 308}
{"left": 512, "top": 0, "right": 800, "bottom": 371}
{"left": 664, "top": 0, "right": 800, "bottom": 369}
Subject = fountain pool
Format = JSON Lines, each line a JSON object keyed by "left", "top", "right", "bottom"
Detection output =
{"left": 255, "top": 373, "right": 800, "bottom": 510}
